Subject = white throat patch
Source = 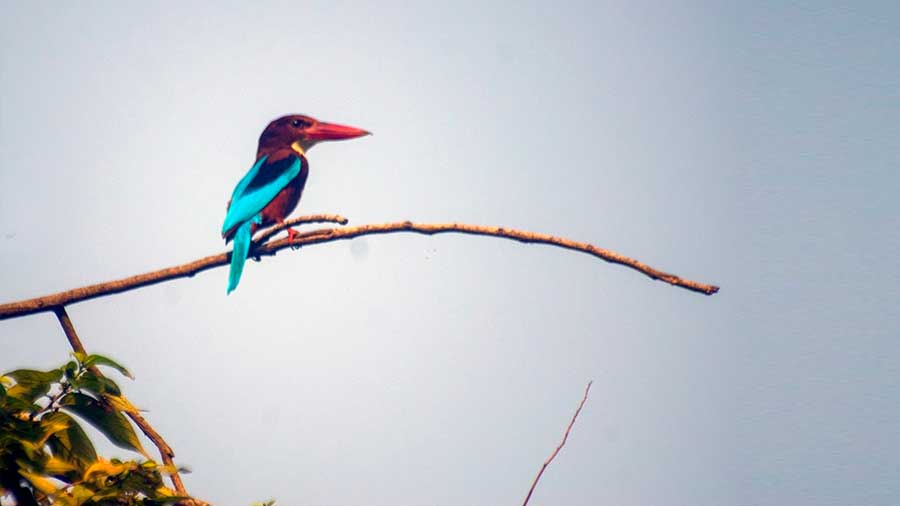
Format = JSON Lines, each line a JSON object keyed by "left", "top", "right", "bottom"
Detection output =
{"left": 290, "top": 140, "right": 307, "bottom": 156}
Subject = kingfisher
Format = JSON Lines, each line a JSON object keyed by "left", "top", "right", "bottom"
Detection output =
{"left": 222, "top": 114, "right": 370, "bottom": 293}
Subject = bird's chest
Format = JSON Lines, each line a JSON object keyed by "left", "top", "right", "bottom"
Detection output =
{"left": 260, "top": 164, "right": 309, "bottom": 225}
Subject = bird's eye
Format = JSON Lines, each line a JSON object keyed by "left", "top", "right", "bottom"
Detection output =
{"left": 291, "top": 119, "right": 305, "bottom": 128}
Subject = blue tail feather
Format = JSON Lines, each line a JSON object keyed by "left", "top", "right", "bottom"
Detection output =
{"left": 227, "top": 216, "right": 259, "bottom": 294}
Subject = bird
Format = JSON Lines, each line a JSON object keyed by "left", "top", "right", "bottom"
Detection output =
{"left": 222, "top": 114, "right": 370, "bottom": 293}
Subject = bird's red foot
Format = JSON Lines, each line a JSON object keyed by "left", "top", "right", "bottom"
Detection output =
{"left": 285, "top": 226, "right": 300, "bottom": 242}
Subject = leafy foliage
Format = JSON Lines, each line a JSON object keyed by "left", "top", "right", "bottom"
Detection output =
{"left": 0, "top": 354, "right": 187, "bottom": 506}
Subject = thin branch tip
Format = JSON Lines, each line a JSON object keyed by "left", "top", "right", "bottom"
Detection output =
{"left": 521, "top": 380, "right": 594, "bottom": 506}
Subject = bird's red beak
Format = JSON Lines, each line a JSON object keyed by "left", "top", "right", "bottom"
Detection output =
{"left": 305, "top": 121, "right": 370, "bottom": 141}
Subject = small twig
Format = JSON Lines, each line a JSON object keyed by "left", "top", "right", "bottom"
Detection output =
{"left": 53, "top": 307, "right": 190, "bottom": 497}
{"left": 251, "top": 213, "right": 348, "bottom": 245}
{"left": 0, "top": 216, "right": 719, "bottom": 320}
{"left": 522, "top": 380, "right": 593, "bottom": 506}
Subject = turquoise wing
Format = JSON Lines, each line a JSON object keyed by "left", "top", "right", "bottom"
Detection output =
{"left": 221, "top": 155, "right": 302, "bottom": 236}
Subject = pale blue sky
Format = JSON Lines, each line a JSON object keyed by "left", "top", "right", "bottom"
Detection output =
{"left": 2, "top": 2, "right": 898, "bottom": 505}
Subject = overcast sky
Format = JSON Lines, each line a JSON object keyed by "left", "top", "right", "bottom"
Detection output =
{"left": 2, "top": 2, "right": 898, "bottom": 505}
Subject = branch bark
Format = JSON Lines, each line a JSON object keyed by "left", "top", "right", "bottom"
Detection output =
{"left": 53, "top": 307, "right": 192, "bottom": 498}
{"left": 522, "top": 380, "right": 593, "bottom": 506}
{"left": 0, "top": 215, "right": 719, "bottom": 320}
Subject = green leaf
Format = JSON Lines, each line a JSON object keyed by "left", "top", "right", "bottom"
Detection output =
{"left": 61, "top": 392, "right": 146, "bottom": 457}
{"left": 6, "top": 368, "right": 62, "bottom": 385}
{"left": 70, "top": 485, "right": 94, "bottom": 504}
{"left": 0, "top": 391, "right": 34, "bottom": 412}
{"left": 74, "top": 373, "right": 121, "bottom": 397}
{"left": 119, "top": 465, "right": 165, "bottom": 497}
{"left": 82, "top": 355, "right": 134, "bottom": 380}
{"left": 7, "top": 383, "right": 51, "bottom": 404}
{"left": 44, "top": 412, "right": 97, "bottom": 467}
{"left": 64, "top": 361, "right": 78, "bottom": 381}
{"left": 4, "top": 368, "right": 61, "bottom": 404}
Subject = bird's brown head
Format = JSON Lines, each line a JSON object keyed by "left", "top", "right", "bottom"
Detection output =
{"left": 257, "top": 114, "right": 370, "bottom": 157}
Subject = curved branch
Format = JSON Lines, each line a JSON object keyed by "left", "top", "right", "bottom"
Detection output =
{"left": 0, "top": 215, "right": 719, "bottom": 320}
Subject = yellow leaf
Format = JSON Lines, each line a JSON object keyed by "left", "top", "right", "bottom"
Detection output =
{"left": 156, "top": 464, "right": 181, "bottom": 475}
{"left": 83, "top": 459, "right": 130, "bottom": 480}
{"left": 42, "top": 419, "right": 70, "bottom": 434}
{"left": 155, "top": 486, "right": 177, "bottom": 497}
{"left": 37, "top": 418, "right": 71, "bottom": 446}
{"left": 19, "top": 470, "right": 59, "bottom": 495}
{"left": 101, "top": 394, "right": 141, "bottom": 415}
{"left": 44, "top": 456, "right": 77, "bottom": 474}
